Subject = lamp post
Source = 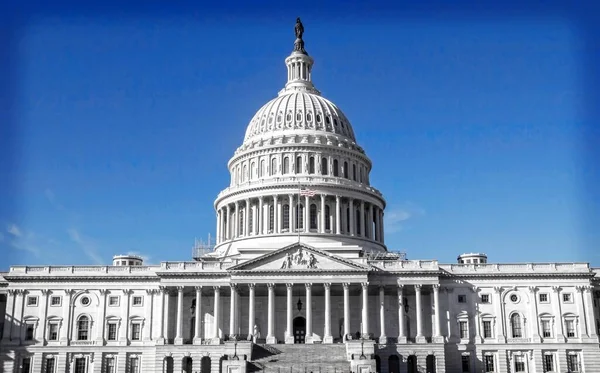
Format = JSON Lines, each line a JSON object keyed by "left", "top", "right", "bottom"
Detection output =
{"left": 232, "top": 335, "right": 239, "bottom": 360}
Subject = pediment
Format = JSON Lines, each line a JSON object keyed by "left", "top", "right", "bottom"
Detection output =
{"left": 228, "top": 243, "right": 369, "bottom": 272}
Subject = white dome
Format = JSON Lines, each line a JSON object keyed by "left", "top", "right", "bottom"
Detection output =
{"left": 243, "top": 91, "right": 356, "bottom": 143}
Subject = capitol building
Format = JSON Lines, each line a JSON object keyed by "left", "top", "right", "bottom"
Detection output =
{"left": 1, "top": 20, "right": 600, "bottom": 373}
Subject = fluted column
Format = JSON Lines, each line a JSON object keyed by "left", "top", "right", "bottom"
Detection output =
{"left": 323, "top": 283, "right": 333, "bottom": 343}
{"left": 216, "top": 210, "right": 221, "bottom": 244}
{"left": 234, "top": 201, "right": 240, "bottom": 237}
{"left": 433, "top": 285, "right": 442, "bottom": 342}
{"left": 60, "top": 290, "right": 73, "bottom": 344}
{"left": 144, "top": 289, "right": 154, "bottom": 341}
{"left": 304, "top": 195, "right": 310, "bottom": 232}
{"left": 361, "top": 282, "right": 369, "bottom": 335}
{"left": 119, "top": 289, "right": 131, "bottom": 344}
{"left": 335, "top": 196, "right": 341, "bottom": 234}
{"left": 229, "top": 284, "right": 237, "bottom": 337}
{"left": 493, "top": 287, "right": 505, "bottom": 343}
{"left": 175, "top": 286, "right": 184, "bottom": 344}
{"left": 95, "top": 290, "right": 107, "bottom": 343}
{"left": 398, "top": 285, "right": 406, "bottom": 343}
{"left": 248, "top": 284, "right": 255, "bottom": 341}
{"left": 244, "top": 199, "right": 250, "bottom": 236}
{"left": 193, "top": 287, "right": 202, "bottom": 344}
{"left": 368, "top": 203, "right": 373, "bottom": 239}
{"left": 226, "top": 205, "right": 231, "bottom": 240}
{"left": 415, "top": 284, "right": 425, "bottom": 343}
{"left": 273, "top": 195, "right": 279, "bottom": 233}
{"left": 378, "top": 286, "right": 387, "bottom": 343}
{"left": 285, "top": 284, "right": 294, "bottom": 344}
{"left": 288, "top": 194, "right": 294, "bottom": 231}
{"left": 258, "top": 197, "right": 264, "bottom": 235}
{"left": 343, "top": 283, "right": 350, "bottom": 341}
{"left": 575, "top": 286, "right": 587, "bottom": 339}
{"left": 529, "top": 286, "right": 541, "bottom": 342}
{"left": 157, "top": 287, "right": 166, "bottom": 342}
{"left": 552, "top": 286, "right": 565, "bottom": 341}
{"left": 380, "top": 210, "right": 385, "bottom": 243}
{"left": 306, "top": 283, "right": 313, "bottom": 343}
{"left": 349, "top": 199, "right": 355, "bottom": 236}
{"left": 266, "top": 283, "right": 276, "bottom": 344}
{"left": 584, "top": 286, "right": 598, "bottom": 338}
{"left": 213, "top": 287, "right": 221, "bottom": 341}
{"left": 360, "top": 200, "right": 365, "bottom": 237}
{"left": 38, "top": 290, "right": 50, "bottom": 343}
{"left": 277, "top": 195, "right": 283, "bottom": 233}
{"left": 320, "top": 194, "right": 326, "bottom": 233}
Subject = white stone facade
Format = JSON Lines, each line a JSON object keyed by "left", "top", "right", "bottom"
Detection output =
{"left": 1, "top": 23, "right": 600, "bottom": 373}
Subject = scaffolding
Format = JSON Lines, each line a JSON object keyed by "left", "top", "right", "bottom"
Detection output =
{"left": 191, "top": 234, "right": 215, "bottom": 261}
{"left": 364, "top": 249, "right": 407, "bottom": 261}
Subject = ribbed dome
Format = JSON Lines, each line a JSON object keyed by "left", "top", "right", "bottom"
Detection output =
{"left": 243, "top": 91, "right": 356, "bottom": 143}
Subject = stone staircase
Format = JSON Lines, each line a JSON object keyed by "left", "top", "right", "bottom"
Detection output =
{"left": 250, "top": 344, "right": 351, "bottom": 373}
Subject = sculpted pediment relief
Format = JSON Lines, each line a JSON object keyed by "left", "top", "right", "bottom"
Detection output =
{"left": 228, "top": 243, "right": 368, "bottom": 272}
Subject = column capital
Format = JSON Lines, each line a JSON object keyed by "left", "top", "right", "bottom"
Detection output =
{"left": 64, "top": 289, "right": 74, "bottom": 296}
{"left": 470, "top": 286, "right": 479, "bottom": 293}
{"left": 361, "top": 282, "right": 369, "bottom": 289}
{"left": 493, "top": 286, "right": 503, "bottom": 294}
{"left": 175, "top": 286, "right": 184, "bottom": 293}
{"left": 100, "top": 289, "right": 110, "bottom": 295}
{"left": 41, "top": 289, "right": 51, "bottom": 296}
{"left": 343, "top": 283, "right": 350, "bottom": 290}
{"left": 235, "top": 200, "right": 240, "bottom": 207}
{"left": 248, "top": 283, "right": 256, "bottom": 290}
{"left": 259, "top": 195, "right": 264, "bottom": 201}
{"left": 305, "top": 283, "right": 313, "bottom": 290}
{"left": 397, "top": 284, "right": 404, "bottom": 291}
{"left": 432, "top": 284, "right": 440, "bottom": 291}
{"left": 145, "top": 289, "right": 157, "bottom": 296}
{"left": 575, "top": 285, "right": 585, "bottom": 293}
{"left": 414, "top": 284, "right": 422, "bottom": 291}
{"left": 286, "top": 283, "right": 294, "bottom": 289}
{"left": 551, "top": 286, "right": 561, "bottom": 293}
{"left": 194, "top": 286, "right": 203, "bottom": 292}
{"left": 323, "top": 283, "right": 331, "bottom": 290}
{"left": 267, "top": 283, "right": 276, "bottom": 290}
{"left": 213, "top": 286, "right": 221, "bottom": 292}
{"left": 528, "top": 286, "right": 538, "bottom": 293}
{"left": 230, "top": 284, "right": 238, "bottom": 291}
{"left": 583, "top": 285, "right": 593, "bottom": 293}
{"left": 123, "top": 289, "right": 133, "bottom": 296}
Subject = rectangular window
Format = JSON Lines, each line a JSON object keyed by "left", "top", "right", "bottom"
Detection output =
{"left": 25, "top": 324, "right": 35, "bottom": 340}
{"left": 458, "top": 294, "right": 466, "bottom": 303}
{"left": 130, "top": 357, "right": 139, "bottom": 373}
{"left": 459, "top": 321, "right": 468, "bottom": 339}
{"left": 566, "top": 320, "right": 576, "bottom": 337}
{"left": 484, "top": 355, "right": 495, "bottom": 372}
{"left": 75, "top": 358, "right": 86, "bottom": 373}
{"left": 567, "top": 354, "right": 580, "bottom": 372}
{"left": 563, "top": 293, "right": 573, "bottom": 303}
{"left": 48, "top": 323, "right": 59, "bottom": 341}
{"left": 539, "top": 293, "right": 549, "bottom": 303}
{"left": 109, "top": 296, "right": 119, "bottom": 306}
{"left": 514, "top": 356, "right": 525, "bottom": 372}
{"left": 481, "top": 294, "right": 490, "bottom": 304}
{"left": 45, "top": 357, "right": 56, "bottom": 373}
{"left": 483, "top": 321, "right": 493, "bottom": 338}
{"left": 106, "top": 357, "right": 116, "bottom": 373}
{"left": 107, "top": 323, "right": 117, "bottom": 341}
{"left": 541, "top": 320, "right": 552, "bottom": 338}
{"left": 26, "top": 296, "right": 38, "bottom": 306}
{"left": 132, "top": 296, "right": 143, "bottom": 306}
{"left": 543, "top": 354, "right": 554, "bottom": 372}
{"left": 50, "top": 296, "right": 61, "bottom": 306}
{"left": 131, "top": 323, "right": 141, "bottom": 341}
{"left": 22, "top": 357, "right": 31, "bottom": 373}
{"left": 461, "top": 355, "right": 470, "bottom": 372}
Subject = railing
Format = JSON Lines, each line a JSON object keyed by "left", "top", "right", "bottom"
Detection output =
{"left": 440, "top": 262, "right": 591, "bottom": 274}
{"left": 8, "top": 266, "right": 160, "bottom": 275}
{"left": 373, "top": 260, "right": 439, "bottom": 270}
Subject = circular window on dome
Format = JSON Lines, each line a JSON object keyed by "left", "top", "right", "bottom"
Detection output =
{"left": 510, "top": 294, "right": 519, "bottom": 303}
{"left": 81, "top": 296, "right": 91, "bottom": 306}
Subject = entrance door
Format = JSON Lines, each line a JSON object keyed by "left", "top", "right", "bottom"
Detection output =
{"left": 407, "top": 356, "right": 417, "bottom": 373}
{"left": 293, "top": 317, "right": 306, "bottom": 344}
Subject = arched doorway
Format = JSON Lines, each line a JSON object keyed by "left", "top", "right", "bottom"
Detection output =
{"left": 374, "top": 355, "right": 381, "bottom": 373}
{"left": 163, "top": 357, "right": 174, "bottom": 373}
{"left": 388, "top": 355, "right": 400, "bottom": 373}
{"left": 293, "top": 316, "right": 306, "bottom": 344}
{"left": 182, "top": 357, "right": 193, "bottom": 373}
{"left": 200, "top": 356, "right": 211, "bottom": 373}
{"left": 407, "top": 355, "right": 417, "bottom": 373}
{"left": 426, "top": 355, "right": 436, "bottom": 373}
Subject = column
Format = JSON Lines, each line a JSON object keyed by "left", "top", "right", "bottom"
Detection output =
{"left": 226, "top": 205, "right": 231, "bottom": 240}
{"left": 380, "top": 210, "right": 385, "bottom": 243}
{"left": 575, "top": 286, "right": 588, "bottom": 338}
{"left": 164, "top": 289, "right": 171, "bottom": 341}
{"left": 288, "top": 194, "right": 294, "bottom": 231}
{"left": 229, "top": 284, "right": 237, "bottom": 337}
{"left": 493, "top": 287, "right": 505, "bottom": 343}
{"left": 551, "top": 286, "right": 565, "bottom": 341}
{"left": 1, "top": 290, "right": 15, "bottom": 341}
{"left": 119, "top": 289, "right": 131, "bottom": 345}
{"left": 584, "top": 286, "right": 598, "bottom": 338}
{"left": 213, "top": 287, "right": 221, "bottom": 341}
{"left": 473, "top": 288, "right": 482, "bottom": 343}
{"left": 252, "top": 204, "right": 258, "bottom": 235}
{"left": 216, "top": 209, "right": 221, "bottom": 244}
{"left": 266, "top": 283, "right": 276, "bottom": 344}
{"left": 38, "top": 290, "right": 50, "bottom": 343}
{"left": 157, "top": 287, "right": 166, "bottom": 342}
{"left": 234, "top": 201, "right": 240, "bottom": 237}
{"left": 373, "top": 206, "right": 378, "bottom": 241}
{"left": 343, "top": 283, "right": 350, "bottom": 341}
{"left": 398, "top": 285, "right": 406, "bottom": 343}
{"left": 415, "top": 285, "right": 425, "bottom": 343}
{"left": 349, "top": 199, "right": 355, "bottom": 236}
{"left": 335, "top": 196, "right": 341, "bottom": 234}
{"left": 368, "top": 203, "right": 373, "bottom": 239}
{"left": 304, "top": 195, "right": 310, "bottom": 232}
{"left": 244, "top": 199, "right": 250, "bottom": 236}
{"left": 286, "top": 284, "right": 294, "bottom": 344}
{"left": 174, "top": 286, "right": 184, "bottom": 344}
{"left": 378, "top": 286, "right": 387, "bottom": 343}
{"left": 146, "top": 290, "right": 155, "bottom": 341}
{"left": 60, "top": 290, "right": 73, "bottom": 344}
{"left": 360, "top": 200, "right": 365, "bottom": 237}
{"left": 258, "top": 197, "right": 264, "bottom": 235}
{"left": 320, "top": 194, "right": 326, "bottom": 233}
{"left": 433, "top": 285, "right": 442, "bottom": 342}
{"left": 274, "top": 195, "right": 279, "bottom": 233}
{"left": 306, "top": 283, "right": 313, "bottom": 343}
{"left": 361, "top": 282, "right": 369, "bottom": 336}
{"left": 323, "top": 283, "right": 333, "bottom": 343}
{"left": 193, "top": 287, "right": 202, "bottom": 343}
{"left": 529, "top": 286, "right": 541, "bottom": 342}
{"left": 243, "top": 285, "right": 254, "bottom": 343}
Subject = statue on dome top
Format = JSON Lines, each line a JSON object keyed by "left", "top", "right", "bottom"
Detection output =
{"left": 293, "top": 17, "right": 307, "bottom": 54}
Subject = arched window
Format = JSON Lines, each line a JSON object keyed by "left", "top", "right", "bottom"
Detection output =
{"left": 511, "top": 313, "right": 522, "bottom": 338}
{"left": 269, "top": 205, "right": 275, "bottom": 232}
{"left": 352, "top": 164, "right": 357, "bottom": 181}
{"left": 321, "top": 157, "right": 328, "bottom": 175}
{"left": 283, "top": 205, "right": 290, "bottom": 230}
{"left": 77, "top": 315, "right": 90, "bottom": 341}
{"left": 243, "top": 165, "right": 247, "bottom": 182}
{"left": 309, "top": 156, "right": 315, "bottom": 174}
{"left": 296, "top": 204, "right": 304, "bottom": 230}
{"left": 248, "top": 206, "right": 253, "bottom": 234}
{"left": 325, "top": 205, "right": 331, "bottom": 230}
{"left": 356, "top": 209, "right": 361, "bottom": 235}
{"left": 283, "top": 157, "right": 290, "bottom": 174}
{"left": 239, "top": 211, "right": 244, "bottom": 236}
{"left": 333, "top": 159, "right": 339, "bottom": 177}
{"left": 271, "top": 158, "right": 277, "bottom": 175}
{"left": 251, "top": 162, "right": 256, "bottom": 179}
{"left": 310, "top": 204, "right": 317, "bottom": 230}
{"left": 343, "top": 161, "right": 349, "bottom": 178}
{"left": 260, "top": 159, "right": 265, "bottom": 177}
{"left": 346, "top": 206, "right": 350, "bottom": 232}
{"left": 296, "top": 156, "right": 302, "bottom": 174}
{"left": 236, "top": 166, "right": 240, "bottom": 184}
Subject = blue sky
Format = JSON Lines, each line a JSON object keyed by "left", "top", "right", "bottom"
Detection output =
{"left": 1, "top": 3, "right": 599, "bottom": 268}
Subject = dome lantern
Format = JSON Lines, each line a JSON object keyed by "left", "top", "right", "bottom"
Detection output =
{"left": 279, "top": 18, "right": 320, "bottom": 96}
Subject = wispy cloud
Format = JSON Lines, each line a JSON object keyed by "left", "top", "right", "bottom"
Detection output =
{"left": 7, "top": 223, "right": 22, "bottom": 237}
{"left": 45, "top": 188, "right": 66, "bottom": 212}
{"left": 385, "top": 202, "right": 425, "bottom": 234}
{"left": 67, "top": 228, "right": 104, "bottom": 265}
